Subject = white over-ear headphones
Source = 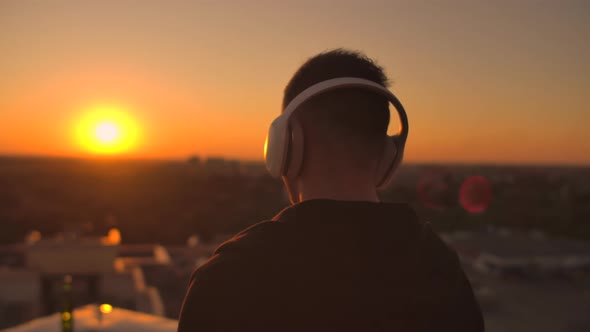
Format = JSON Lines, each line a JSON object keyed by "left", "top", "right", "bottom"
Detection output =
{"left": 264, "top": 77, "right": 409, "bottom": 190}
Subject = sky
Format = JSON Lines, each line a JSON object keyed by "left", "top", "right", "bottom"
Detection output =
{"left": 0, "top": 0, "right": 588, "bottom": 164}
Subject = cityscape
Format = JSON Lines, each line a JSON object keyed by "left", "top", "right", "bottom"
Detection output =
{"left": 0, "top": 156, "right": 589, "bottom": 331}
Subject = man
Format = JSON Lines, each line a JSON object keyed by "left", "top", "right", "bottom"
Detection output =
{"left": 178, "top": 49, "right": 484, "bottom": 331}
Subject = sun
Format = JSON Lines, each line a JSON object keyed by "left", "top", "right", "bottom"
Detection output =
{"left": 76, "top": 106, "right": 140, "bottom": 155}
{"left": 95, "top": 122, "right": 120, "bottom": 143}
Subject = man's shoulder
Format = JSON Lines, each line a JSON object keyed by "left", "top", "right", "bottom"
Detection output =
{"left": 215, "top": 219, "right": 291, "bottom": 255}
{"left": 417, "top": 222, "right": 461, "bottom": 268}
{"left": 190, "top": 220, "right": 290, "bottom": 281}
{"left": 409, "top": 223, "right": 484, "bottom": 331}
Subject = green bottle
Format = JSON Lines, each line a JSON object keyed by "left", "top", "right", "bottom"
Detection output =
{"left": 61, "top": 275, "right": 73, "bottom": 332}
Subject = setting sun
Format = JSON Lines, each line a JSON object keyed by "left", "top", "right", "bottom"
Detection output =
{"left": 95, "top": 122, "right": 120, "bottom": 144}
{"left": 76, "top": 106, "right": 140, "bottom": 155}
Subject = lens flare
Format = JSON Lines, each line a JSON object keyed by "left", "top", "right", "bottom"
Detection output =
{"left": 459, "top": 175, "right": 493, "bottom": 213}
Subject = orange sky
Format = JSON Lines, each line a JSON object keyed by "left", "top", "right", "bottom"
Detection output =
{"left": 0, "top": 0, "right": 588, "bottom": 164}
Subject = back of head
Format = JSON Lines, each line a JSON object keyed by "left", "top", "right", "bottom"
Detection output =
{"left": 283, "top": 49, "right": 391, "bottom": 175}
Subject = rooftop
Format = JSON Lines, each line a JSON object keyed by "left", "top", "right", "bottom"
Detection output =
{"left": 5, "top": 304, "right": 177, "bottom": 332}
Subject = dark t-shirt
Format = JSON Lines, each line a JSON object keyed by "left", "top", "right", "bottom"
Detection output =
{"left": 178, "top": 199, "right": 484, "bottom": 331}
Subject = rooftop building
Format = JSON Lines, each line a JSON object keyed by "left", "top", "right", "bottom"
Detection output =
{"left": 0, "top": 235, "right": 167, "bottom": 329}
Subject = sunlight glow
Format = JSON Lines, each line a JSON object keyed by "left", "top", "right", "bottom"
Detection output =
{"left": 76, "top": 106, "right": 140, "bottom": 155}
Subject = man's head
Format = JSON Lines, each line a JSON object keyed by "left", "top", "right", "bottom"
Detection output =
{"left": 282, "top": 49, "right": 392, "bottom": 203}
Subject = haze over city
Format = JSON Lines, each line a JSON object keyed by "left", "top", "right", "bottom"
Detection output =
{"left": 1, "top": 0, "right": 588, "bottom": 164}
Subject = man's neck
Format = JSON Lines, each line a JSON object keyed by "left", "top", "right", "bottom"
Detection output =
{"left": 298, "top": 178, "right": 380, "bottom": 203}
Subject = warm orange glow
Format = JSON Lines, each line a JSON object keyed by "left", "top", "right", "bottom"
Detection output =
{"left": 99, "top": 303, "right": 113, "bottom": 314}
{"left": 1, "top": 2, "right": 588, "bottom": 164}
{"left": 76, "top": 106, "right": 140, "bottom": 155}
{"left": 101, "top": 228, "right": 122, "bottom": 245}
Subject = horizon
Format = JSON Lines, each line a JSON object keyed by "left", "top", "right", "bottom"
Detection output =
{"left": 1, "top": 152, "right": 588, "bottom": 169}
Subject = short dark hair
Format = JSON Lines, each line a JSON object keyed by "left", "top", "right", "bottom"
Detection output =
{"left": 283, "top": 49, "right": 390, "bottom": 108}
{"left": 283, "top": 49, "right": 391, "bottom": 165}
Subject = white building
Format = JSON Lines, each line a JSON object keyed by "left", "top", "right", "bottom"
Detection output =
{"left": 0, "top": 237, "right": 166, "bottom": 329}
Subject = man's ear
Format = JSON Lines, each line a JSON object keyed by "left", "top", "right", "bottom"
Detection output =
{"left": 284, "top": 119, "right": 304, "bottom": 179}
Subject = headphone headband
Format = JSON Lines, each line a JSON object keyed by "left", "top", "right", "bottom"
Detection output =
{"left": 264, "top": 77, "right": 409, "bottom": 188}
{"left": 283, "top": 78, "right": 408, "bottom": 139}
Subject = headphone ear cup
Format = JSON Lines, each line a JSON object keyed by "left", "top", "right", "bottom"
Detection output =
{"left": 284, "top": 120, "right": 305, "bottom": 178}
{"left": 375, "top": 137, "right": 398, "bottom": 188}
